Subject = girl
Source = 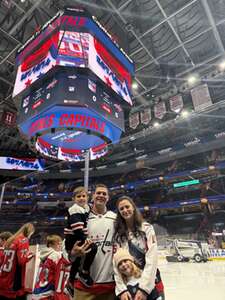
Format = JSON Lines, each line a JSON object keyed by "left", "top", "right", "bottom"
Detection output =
{"left": 0, "top": 222, "right": 35, "bottom": 300}
{"left": 113, "top": 196, "right": 164, "bottom": 300}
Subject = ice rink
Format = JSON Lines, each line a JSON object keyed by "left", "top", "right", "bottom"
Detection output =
{"left": 160, "top": 261, "right": 225, "bottom": 300}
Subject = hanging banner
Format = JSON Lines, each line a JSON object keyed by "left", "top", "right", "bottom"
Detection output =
{"left": 129, "top": 112, "right": 139, "bottom": 129}
{"left": 191, "top": 84, "right": 212, "bottom": 111}
{"left": 154, "top": 101, "right": 166, "bottom": 119}
{"left": 140, "top": 108, "right": 151, "bottom": 125}
{"left": 169, "top": 94, "right": 183, "bottom": 113}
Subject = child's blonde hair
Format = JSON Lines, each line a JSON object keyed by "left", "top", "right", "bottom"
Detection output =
{"left": 46, "top": 235, "right": 62, "bottom": 247}
{"left": 72, "top": 186, "right": 88, "bottom": 199}
{"left": 120, "top": 260, "right": 142, "bottom": 283}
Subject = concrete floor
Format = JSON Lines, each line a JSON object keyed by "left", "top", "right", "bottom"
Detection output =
{"left": 160, "top": 261, "right": 225, "bottom": 300}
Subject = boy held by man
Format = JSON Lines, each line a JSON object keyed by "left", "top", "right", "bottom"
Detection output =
{"left": 64, "top": 186, "right": 97, "bottom": 287}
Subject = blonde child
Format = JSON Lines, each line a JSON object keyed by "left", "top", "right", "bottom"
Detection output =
{"left": 32, "top": 234, "right": 62, "bottom": 299}
{"left": 114, "top": 248, "right": 164, "bottom": 300}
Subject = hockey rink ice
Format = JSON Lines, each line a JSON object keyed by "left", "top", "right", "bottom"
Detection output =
{"left": 160, "top": 261, "right": 225, "bottom": 300}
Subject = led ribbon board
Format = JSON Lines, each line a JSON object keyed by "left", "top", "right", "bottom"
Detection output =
{"left": 173, "top": 179, "right": 200, "bottom": 188}
{"left": 14, "top": 8, "right": 134, "bottom": 161}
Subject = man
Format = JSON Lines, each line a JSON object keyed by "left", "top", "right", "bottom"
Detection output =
{"left": 73, "top": 183, "right": 116, "bottom": 300}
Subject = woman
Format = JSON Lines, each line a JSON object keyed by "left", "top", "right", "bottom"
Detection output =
{"left": 113, "top": 196, "right": 164, "bottom": 300}
{"left": 0, "top": 222, "right": 35, "bottom": 300}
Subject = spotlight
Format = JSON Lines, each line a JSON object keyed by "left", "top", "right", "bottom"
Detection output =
{"left": 187, "top": 75, "right": 198, "bottom": 85}
{"left": 153, "top": 122, "right": 160, "bottom": 128}
{"left": 132, "top": 82, "right": 138, "bottom": 90}
{"left": 181, "top": 110, "right": 189, "bottom": 118}
{"left": 219, "top": 60, "right": 225, "bottom": 71}
{"left": 208, "top": 165, "right": 216, "bottom": 171}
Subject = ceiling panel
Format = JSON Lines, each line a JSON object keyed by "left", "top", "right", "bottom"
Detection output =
{"left": 170, "top": 1, "right": 211, "bottom": 43}
{"left": 185, "top": 30, "right": 222, "bottom": 64}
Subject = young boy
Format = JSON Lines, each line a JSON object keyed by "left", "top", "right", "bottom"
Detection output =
{"left": 32, "top": 235, "right": 63, "bottom": 300}
{"left": 64, "top": 186, "right": 97, "bottom": 287}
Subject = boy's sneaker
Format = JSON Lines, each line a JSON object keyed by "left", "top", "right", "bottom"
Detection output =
{"left": 79, "top": 271, "right": 94, "bottom": 287}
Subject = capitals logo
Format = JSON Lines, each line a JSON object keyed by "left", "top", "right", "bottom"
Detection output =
{"left": 13, "top": 32, "right": 59, "bottom": 97}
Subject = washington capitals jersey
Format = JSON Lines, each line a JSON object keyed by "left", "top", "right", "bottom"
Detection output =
{"left": 0, "top": 246, "right": 4, "bottom": 268}
{"left": 54, "top": 256, "right": 71, "bottom": 300}
{"left": 0, "top": 234, "right": 32, "bottom": 298}
{"left": 32, "top": 250, "right": 61, "bottom": 300}
{"left": 75, "top": 210, "right": 116, "bottom": 294}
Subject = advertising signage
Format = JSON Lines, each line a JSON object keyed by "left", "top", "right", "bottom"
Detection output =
{"left": 0, "top": 157, "right": 44, "bottom": 171}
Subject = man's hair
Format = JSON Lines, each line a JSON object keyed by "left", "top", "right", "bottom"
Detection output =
{"left": 46, "top": 235, "right": 62, "bottom": 247}
{"left": 95, "top": 183, "right": 108, "bottom": 190}
{"left": 0, "top": 231, "right": 12, "bottom": 241}
{"left": 72, "top": 186, "right": 87, "bottom": 197}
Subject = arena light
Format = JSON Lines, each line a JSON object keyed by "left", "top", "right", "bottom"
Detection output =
{"left": 219, "top": 60, "right": 225, "bottom": 71}
{"left": 132, "top": 82, "right": 138, "bottom": 90}
{"left": 181, "top": 110, "right": 189, "bottom": 118}
{"left": 153, "top": 122, "right": 160, "bottom": 128}
{"left": 187, "top": 74, "right": 198, "bottom": 85}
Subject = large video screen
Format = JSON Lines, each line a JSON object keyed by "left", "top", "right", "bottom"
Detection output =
{"left": 19, "top": 69, "right": 125, "bottom": 131}
{"left": 13, "top": 32, "right": 59, "bottom": 97}
{"left": 57, "top": 31, "right": 132, "bottom": 104}
{"left": 14, "top": 30, "right": 132, "bottom": 105}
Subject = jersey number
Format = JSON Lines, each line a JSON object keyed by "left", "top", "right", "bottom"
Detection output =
{"left": 56, "top": 270, "right": 70, "bottom": 293}
{"left": 2, "top": 250, "right": 15, "bottom": 272}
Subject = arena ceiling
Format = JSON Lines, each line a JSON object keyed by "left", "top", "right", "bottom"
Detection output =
{"left": 1, "top": 0, "right": 225, "bottom": 165}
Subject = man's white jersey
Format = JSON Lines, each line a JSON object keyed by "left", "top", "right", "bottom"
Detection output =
{"left": 87, "top": 210, "right": 116, "bottom": 284}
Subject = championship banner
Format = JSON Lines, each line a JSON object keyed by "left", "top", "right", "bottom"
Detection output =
{"left": 169, "top": 94, "right": 183, "bottom": 113}
{"left": 191, "top": 84, "right": 212, "bottom": 111}
{"left": 0, "top": 157, "right": 44, "bottom": 171}
{"left": 2, "top": 111, "right": 17, "bottom": 126}
{"left": 154, "top": 101, "right": 166, "bottom": 119}
{"left": 129, "top": 112, "right": 139, "bottom": 129}
{"left": 140, "top": 108, "right": 151, "bottom": 125}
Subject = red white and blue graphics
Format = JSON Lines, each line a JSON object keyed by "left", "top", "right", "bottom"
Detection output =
{"left": 57, "top": 30, "right": 132, "bottom": 105}
{"left": 13, "top": 32, "right": 59, "bottom": 97}
{"left": 14, "top": 9, "right": 134, "bottom": 161}
{"left": 57, "top": 30, "right": 89, "bottom": 67}
{"left": 88, "top": 35, "right": 132, "bottom": 105}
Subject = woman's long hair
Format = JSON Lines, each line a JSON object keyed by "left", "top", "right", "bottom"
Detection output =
{"left": 5, "top": 222, "right": 34, "bottom": 248}
{"left": 114, "top": 196, "right": 144, "bottom": 243}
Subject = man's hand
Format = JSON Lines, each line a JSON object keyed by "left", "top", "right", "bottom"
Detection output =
{"left": 70, "top": 240, "right": 93, "bottom": 257}
{"left": 134, "top": 290, "right": 147, "bottom": 300}
{"left": 120, "top": 291, "right": 133, "bottom": 300}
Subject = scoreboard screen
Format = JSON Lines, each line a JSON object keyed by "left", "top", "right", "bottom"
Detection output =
{"left": 14, "top": 10, "right": 134, "bottom": 105}
{"left": 19, "top": 69, "right": 125, "bottom": 131}
{"left": 15, "top": 8, "right": 134, "bottom": 161}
